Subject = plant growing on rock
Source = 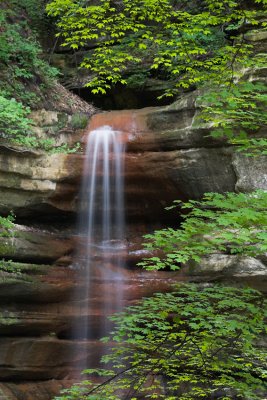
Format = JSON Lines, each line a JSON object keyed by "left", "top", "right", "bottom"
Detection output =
{"left": 0, "top": 95, "right": 33, "bottom": 140}
{"left": 0, "top": 213, "right": 15, "bottom": 238}
{"left": 71, "top": 113, "right": 89, "bottom": 130}
{"left": 0, "top": 7, "right": 58, "bottom": 107}
{"left": 198, "top": 80, "right": 267, "bottom": 156}
{"left": 0, "top": 94, "right": 75, "bottom": 151}
{"left": 140, "top": 190, "right": 267, "bottom": 270}
{"left": 0, "top": 4, "right": 67, "bottom": 151}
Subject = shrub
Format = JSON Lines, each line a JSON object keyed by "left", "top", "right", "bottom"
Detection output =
{"left": 0, "top": 95, "right": 33, "bottom": 139}
{"left": 71, "top": 113, "right": 89, "bottom": 130}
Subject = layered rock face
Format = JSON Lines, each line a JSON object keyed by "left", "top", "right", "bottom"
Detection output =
{"left": 0, "top": 88, "right": 94, "bottom": 398}
{"left": 0, "top": 84, "right": 266, "bottom": 399}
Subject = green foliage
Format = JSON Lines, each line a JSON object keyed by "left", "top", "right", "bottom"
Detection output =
{"left": 0, "top": 5, "right": 83, "bottom": 152}
{"left": 47, "top": 0, "right": 267, "bottom": 152}
{"left": 54, "top": 284, "right": 267, "bottom": 400}
{"left": 140, "top": 191, "right": 267, "bottom": 270}
{"left": 0, "top": 4, "right": 59, "bottom": 148}
{"left": 0, "top": 259, "right": 20, "bottom": 274}
{"left": 47, "top": 141, "right": 82, "bottom": 154}
{"left": 0, "top": 213, "right": 15, "bottom": 238}
{"left": 125, "top": 70, "right": 150, "bottom": 89}
{"left": 198, "top": 80, "right": 267, "bottom": 155}
{"left": 47, "top": 0, "right": 266, "bottom": 94}
{"left": 71, "top": 113, "right": 89, "bottom": 129}
{"left": 0, "top": 94, "right": 81, "bottom": 152}
{"left": 0, "top": 95, "right": 33, "bottom": 140}
{"left": 0, "top": 259, "right": 35, "bottom": 282}
{"left": 11, "top": 0, "right": 51, "bottom": 33}
{"left": 0, "top": 6, "right": 58, "bottom": 107}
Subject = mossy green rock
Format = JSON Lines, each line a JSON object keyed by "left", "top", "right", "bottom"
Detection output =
{"left": 0, "top": 225, "right": 73, "bottom": 263}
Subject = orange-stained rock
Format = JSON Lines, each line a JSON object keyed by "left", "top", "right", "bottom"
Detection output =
{"left": 83, "top": 103, "right": 237, "bottom": 227}
{"left": 0, "top": 92, "right": 266, "bottom": 400}
{"left": 0, "top": 95, "right": 237, "bottom": 220}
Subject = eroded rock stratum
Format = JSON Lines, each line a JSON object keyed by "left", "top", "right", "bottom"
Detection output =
{"left": 0, "top": 82, "right": 266, "bottom": 399}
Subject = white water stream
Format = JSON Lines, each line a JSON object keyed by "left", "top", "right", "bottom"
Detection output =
{"left": 76, "top": 125, "right": 126, "bottom": 370}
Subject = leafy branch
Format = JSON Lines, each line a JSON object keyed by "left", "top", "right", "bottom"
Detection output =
{"left": 54, "top": 285, "right": 267, "bottom": 400}
{"left": 139, "top": 190, "right": 267, "bottom": 270}
{"left": 198, "top": 80, "right": 267, "bottom": 156}
{"left": 47, "top": 0, "right": 267, "bottom": 94}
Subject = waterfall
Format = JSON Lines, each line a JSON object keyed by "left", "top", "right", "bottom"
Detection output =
{"left": 75, "top": 124, "right": 126, "bottom": 371}
{"left": 81, "top": 125, "right": 125, "bottom": 247}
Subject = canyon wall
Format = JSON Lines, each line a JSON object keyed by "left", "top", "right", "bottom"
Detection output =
{"left": 0, "top": 29, "right": 266, "bottom": 399}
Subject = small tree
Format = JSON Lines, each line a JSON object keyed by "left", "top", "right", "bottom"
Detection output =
{"left": 55, "top": 285, "right": 267, "bottom": 400}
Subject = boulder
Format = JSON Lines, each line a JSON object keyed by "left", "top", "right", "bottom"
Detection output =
{"left": 187, "top": 254, "right": 267, "bottom": 292}
{"left": 233, "top": 153, "right": 267, "bottom": 192}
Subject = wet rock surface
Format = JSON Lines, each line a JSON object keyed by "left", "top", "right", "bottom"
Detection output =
{"left": 0, "top": 88, "right": 266, "bottom": 399}
{"left": 87, "top": 106, "right": 237, "bottom": 226}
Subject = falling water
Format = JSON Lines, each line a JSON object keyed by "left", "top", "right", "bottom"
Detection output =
{"left": 71, "top": 111, "right": 181, "bottom": 377}
{"left": 81, "top": 125, "right": 125, "bottom": 248}
{"left": 75, "top": 124, "right": 126, "bottom": 371}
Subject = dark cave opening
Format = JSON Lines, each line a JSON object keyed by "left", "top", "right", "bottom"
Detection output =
{"left": 71, "top": 84, "right": 173, "bottom": 111}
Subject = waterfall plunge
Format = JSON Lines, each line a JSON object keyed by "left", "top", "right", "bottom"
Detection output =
{"left": 75, "top": 125, "right": 126, "bottom": 370}
{"left": 81, "top": 125, "right": 125, "bottom": 247}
